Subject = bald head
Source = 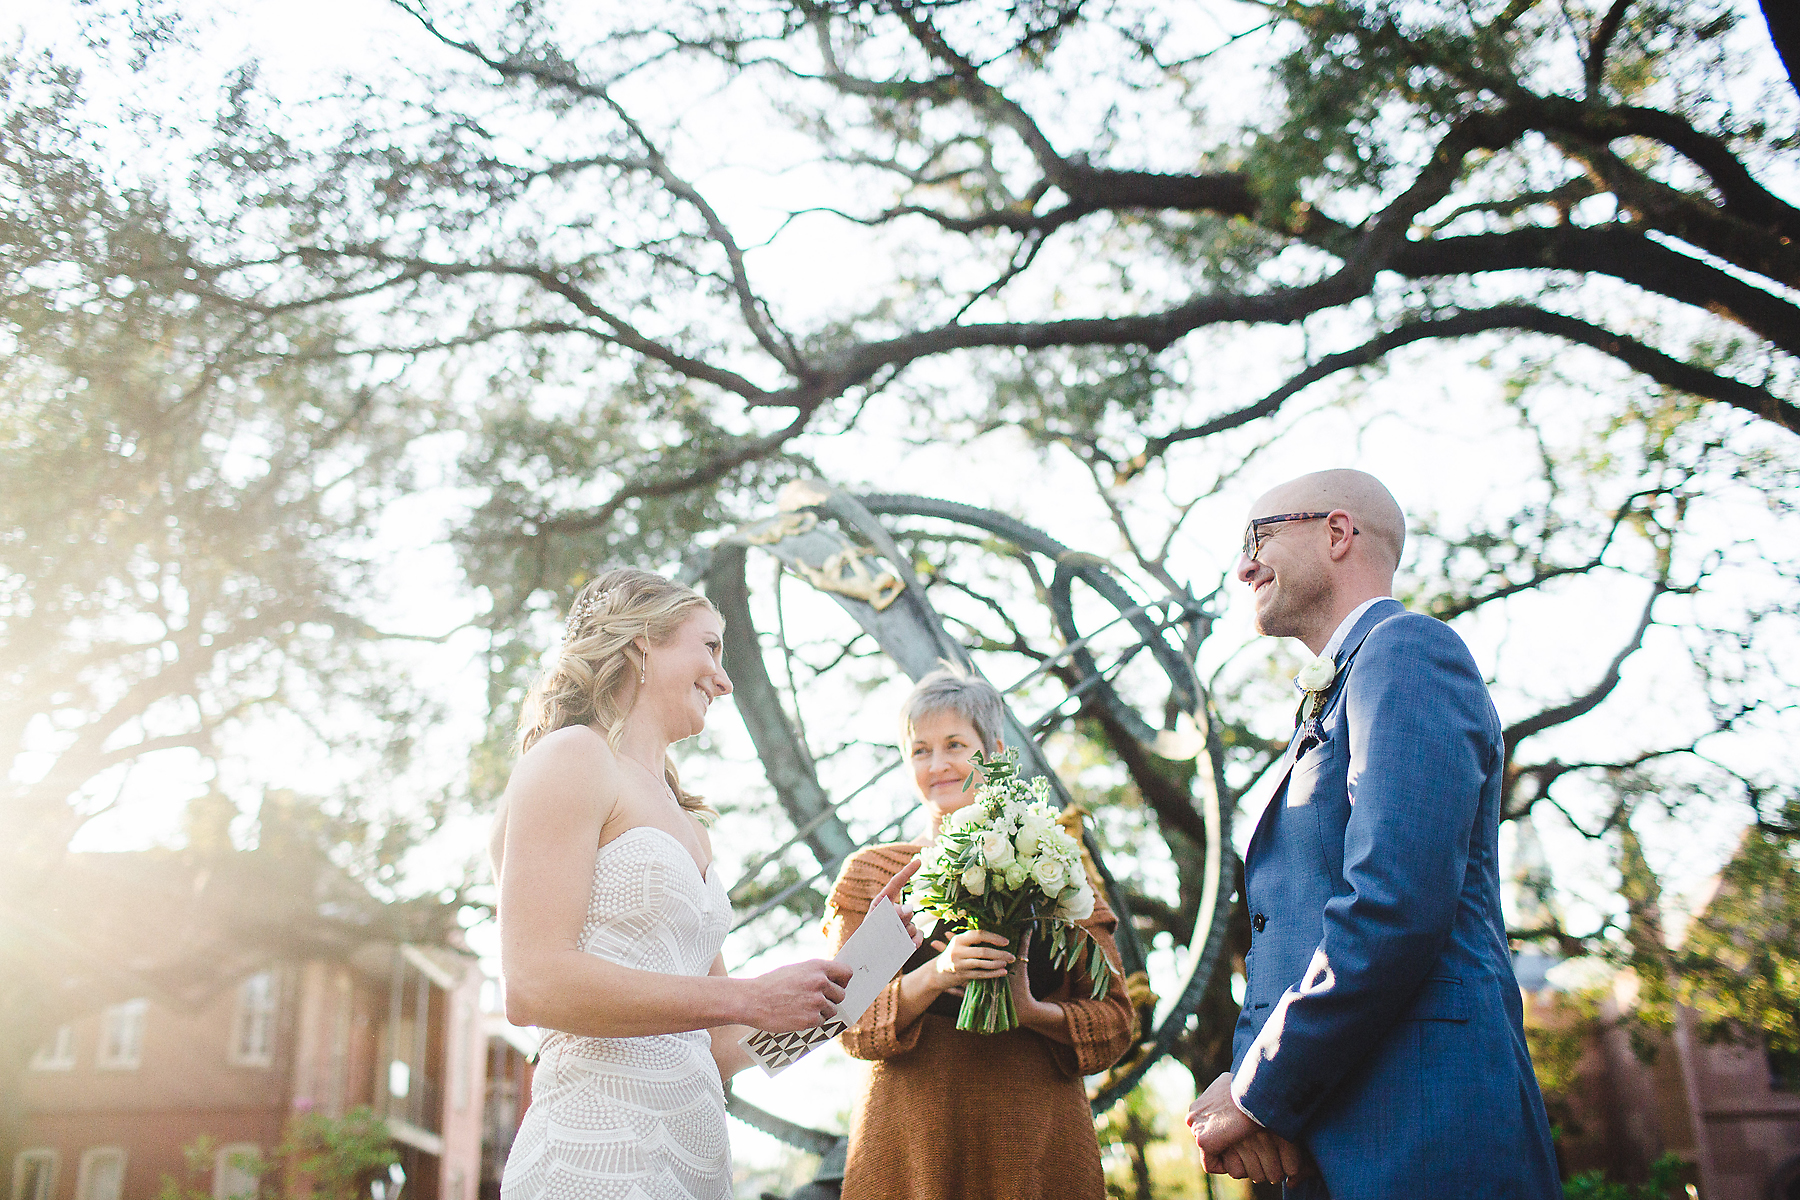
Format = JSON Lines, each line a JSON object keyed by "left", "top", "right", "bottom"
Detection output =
{"left": 1253, "top": 469, "right": 1405, "bottom": 572}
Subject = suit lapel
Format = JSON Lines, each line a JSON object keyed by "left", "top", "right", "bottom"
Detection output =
{"left": 1243, "top": 599, "right": 1406, "bottom": 855}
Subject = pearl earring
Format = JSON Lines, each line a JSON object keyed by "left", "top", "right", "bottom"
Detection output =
{"left": 639, "top": 654, "right": 646, "bottom": 685}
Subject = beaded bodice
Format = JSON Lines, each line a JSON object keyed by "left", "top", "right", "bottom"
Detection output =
{"left": 501, "top": 825, "right": 734, "bottom": 1200}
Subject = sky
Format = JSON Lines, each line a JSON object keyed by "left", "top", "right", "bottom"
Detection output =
{"left": 15, "top": 0, "right": 1800, "bottom": 1189}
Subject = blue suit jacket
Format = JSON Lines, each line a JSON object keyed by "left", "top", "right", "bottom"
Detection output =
{"left": 1231, "top": 600, "right": 1560, "bottom": 1199}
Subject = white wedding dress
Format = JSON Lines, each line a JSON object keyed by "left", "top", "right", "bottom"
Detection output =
{"left": 502, "top": 826, "right": 734, "bottom": 1200}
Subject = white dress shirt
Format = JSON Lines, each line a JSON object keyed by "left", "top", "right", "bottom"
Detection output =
{"left": 1303, "top": 596, "right": 1394, "bottom": 680}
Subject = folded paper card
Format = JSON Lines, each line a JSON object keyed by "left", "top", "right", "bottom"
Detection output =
{"left": 739, "top": 895, "right": 915, "bottom": 1075}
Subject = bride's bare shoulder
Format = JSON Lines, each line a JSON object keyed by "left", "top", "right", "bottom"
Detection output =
{"left": 515, "top": 724, "right": 613, "bottom": 777}
{"left": 499, "top": 727, "right": 618, "bottom": 829}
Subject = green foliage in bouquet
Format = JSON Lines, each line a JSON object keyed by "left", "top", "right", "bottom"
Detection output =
{"left": 907, "top": 748, "right": 1113, "bottom": 1033}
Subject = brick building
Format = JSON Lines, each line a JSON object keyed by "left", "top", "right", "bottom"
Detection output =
{"left": 11, "top": 941, "right": 537, "bottom": 1200}
{"left": 9, "top": 824, "right": 537, "bottom": 1200}
{"left": 1533, "top": 980, "right": 1800, "bottom": 1198}
{"left": 1509, "top": 818, "right": 1800, "bottom": 1198}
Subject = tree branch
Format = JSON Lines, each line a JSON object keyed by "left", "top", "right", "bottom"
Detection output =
{"left": 1125, "top": 304, "right": 1796, "bottom": 480}
{"left": 389, "top": 1, "right": 806, "bottom": 373}
{"left": 1504, "top": 582, "right": 1664, "bottom": 754}
{"left": 506, "top": 407, "right": 821, "bottom": 539}
{"left": 1584, "top": 0, "right": 1633, "bottom": 101}
{"left": 1389, "top": 226, "right": 1800, "bottom": 358}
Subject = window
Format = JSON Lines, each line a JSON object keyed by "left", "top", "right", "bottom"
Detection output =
{"left": 1770, "top": 1045, "right": 1800, "bottom": 1093}
{"left": 76, "top": 1149, "right": 125, "bottom": 1200}
{"left": 211, "top": 1144, "right": 260, "bottom": 1200}
{"left": 229, "top": 972, "right": 277, "bottom": 1067}
{"left": 11, "top": 1150, "right": 56, "bottom": 1200}
{"left": 96, "top": 1000, "right": 147, "bottom": 1069}
{"left": 30, "top": 1026, "right": 75, "bottom": 1071}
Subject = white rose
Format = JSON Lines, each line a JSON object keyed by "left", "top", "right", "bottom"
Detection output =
{"left": 1003, "top": 860, "right": 1030, "bottom": 890}
{"left": 1295, "top": 655, "right": 1336, "bottom": 692}
{"left": 980, "top": 829, "right": 1016, "bottom": 869}
{"left": 1031, "top": 855, "right": 1069, "bottom": 896}
{"left": 1014, "top": 811, "right": 1053, "bottom": 856}
{"left": 961, "top": 865, "right": 987, "bottom": 896}
{"left": 1055, "top": 883, "right": 1096, "bottom": 922}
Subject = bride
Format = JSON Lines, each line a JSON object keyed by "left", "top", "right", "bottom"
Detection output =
{"left": 493, "top": 568, "right": 909, "bottom": 1199}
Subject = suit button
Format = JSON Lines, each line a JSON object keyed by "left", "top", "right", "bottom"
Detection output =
{"left": 1252, "top": 912, "right": 1267, "bottom": 933}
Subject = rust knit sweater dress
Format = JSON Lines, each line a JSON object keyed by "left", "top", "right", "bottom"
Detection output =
{"left": 824, "top": 842, "right": 1137, "bottom": 1200}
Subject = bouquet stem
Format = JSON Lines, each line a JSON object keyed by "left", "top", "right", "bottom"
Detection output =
{"left": 955, "top": 929, "right": 1021, "bottom": 1033}
{"left": 956, "top": 976, "right": 1019, "bottom": 1034}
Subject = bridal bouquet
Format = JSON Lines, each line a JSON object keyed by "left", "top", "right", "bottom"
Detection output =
{"left": 908, "top": 749, "right": 1113, "bottom": 1034}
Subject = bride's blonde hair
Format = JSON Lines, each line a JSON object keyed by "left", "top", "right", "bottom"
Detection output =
{"left": 517, "top": 567, "right": 718, "bottom": 820}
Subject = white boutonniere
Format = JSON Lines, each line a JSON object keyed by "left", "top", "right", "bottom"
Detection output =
{"left": 1295, "top": 655, "right": 1336, "bottom": 721}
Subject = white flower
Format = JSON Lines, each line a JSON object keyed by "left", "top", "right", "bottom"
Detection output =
{"left": 1031, "top": 855, "right": 1069, "bottom": 896}
{"left": 943, "top": 806, "right": 978, "bottom": 832}
{"left": 1055, "top": 882, "right": 1096, "bottom": 922}
{"left": 980, "top": 829, "right": 1016, "bottom": 869}
{"left": 1014, "top": 810, "right": 1054, "bottom": 856}
{"left": 1295, "top": 654, "right": 1336, "bottom": 692}
{"left": 1003, "top": 860, "right": 1030, "bottom": 890}
{"left": 961, "top": 865, "right": 987, "bottom": 896}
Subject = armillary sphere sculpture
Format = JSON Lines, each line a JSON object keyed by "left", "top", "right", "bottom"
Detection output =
{"left": 677, "top": 480, "right": 1235, "bottom": 1161}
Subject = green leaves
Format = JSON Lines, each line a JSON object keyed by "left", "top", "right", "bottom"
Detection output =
{"left": 1671, "top": 823, "right": 1800, "bottom": 1055}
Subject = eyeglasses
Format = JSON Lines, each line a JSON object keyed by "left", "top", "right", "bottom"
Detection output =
{"left": 1242, "top": 511, "right": 1358, "bottom": 560}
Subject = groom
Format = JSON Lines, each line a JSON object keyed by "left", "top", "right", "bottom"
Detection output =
{"left": 1186, "top": 470, "right": 1560, "bottom": 1197}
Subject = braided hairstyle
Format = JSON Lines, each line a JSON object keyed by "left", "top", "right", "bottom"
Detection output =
{"left": 517, "top": 567, "right": 718, "bottom": 820}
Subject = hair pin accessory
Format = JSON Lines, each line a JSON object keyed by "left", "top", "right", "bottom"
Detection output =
{"left": 563, "top": 588, "right": 611, "bottom": 642}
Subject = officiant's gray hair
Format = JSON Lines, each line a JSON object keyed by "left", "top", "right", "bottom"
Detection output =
{"left": 899, "top": 661, "right": 1005, "bottom": 754}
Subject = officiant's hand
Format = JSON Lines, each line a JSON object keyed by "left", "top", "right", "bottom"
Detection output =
{"left": 876, "top": 857, "right": 925, "bottom": 949}
{"left": 928, "top": 928, "right": 1014, "bottom": 995}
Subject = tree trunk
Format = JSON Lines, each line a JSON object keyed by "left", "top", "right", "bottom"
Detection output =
{"left": 1760, "top": 0, "right": 1800, "bottom": 100}
{"left": 1123, "top": 1102, "right": 1154, "bottom": 1200}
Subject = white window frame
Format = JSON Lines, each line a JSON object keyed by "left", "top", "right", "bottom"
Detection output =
{"left": 30, "top": 1025, "right": 76, "bottom": 1071}
{"left": 75, "top": 1148, "right": 126, "bottom": 1200}
{"left": 11, "top": 1149, "right": 56, "bottom": 1200}
{"left": 228, "top": 972, "right": 277, "bottom": 1067}
{"left": 211, "top": 1143, "right": 260, "bottom": 1200}
{"left": 96, "top": 1000, "right": 147, "bottom": 1070}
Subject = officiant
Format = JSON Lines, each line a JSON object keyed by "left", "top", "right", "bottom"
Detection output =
{"left": 823, "top": 664, "right": 1136, "bottom": 1200}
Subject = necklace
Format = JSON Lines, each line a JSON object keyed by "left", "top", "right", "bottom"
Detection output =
{"left": 621, "top": 751, "right": 679, "bottom": 806}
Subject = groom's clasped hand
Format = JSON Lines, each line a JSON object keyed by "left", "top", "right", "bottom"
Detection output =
{"left": 1186, "top": 1072, "right": 1312, "bottom": 1187}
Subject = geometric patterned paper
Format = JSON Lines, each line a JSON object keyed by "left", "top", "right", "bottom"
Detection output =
{"left": 738, "top": 895, "right": 915, "bottom": 1077}
{"left": 740, "top": 1018, "right": 848, "bottom": 1075}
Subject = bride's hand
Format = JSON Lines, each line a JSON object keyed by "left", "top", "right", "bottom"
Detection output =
{"left": 742, "top": 959, "right": 853, "bottom": 1032}
{"left": 929, "top": 928, "right": 1013, "bottom": 995}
